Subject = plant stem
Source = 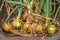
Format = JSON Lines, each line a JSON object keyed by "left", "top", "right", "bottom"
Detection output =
{"left": 5, "top": 5, "right": 20, "bottom": 22}
{"left": 16, "top": 0, "right": 22, "bottom": 19}
{"left": 45, "top": 0, "right": 50, "bottom": 26}
{"left": 54, "top": 5, "right": 60, "bottom": 20}
{"left": 6, "top": 1, "right": 26, "bottom": 6}
{"left": 39, "top": 0, "right": 44, "bottom": 14}
{"left": 16, "top": 6, "right": 22, "bottom": 19}
{"left": 0, "top": 0, "right": 5, "bottom": 12}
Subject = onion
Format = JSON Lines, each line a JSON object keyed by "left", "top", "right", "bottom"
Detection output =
{"left": 12, "top": 19, "right": 21, "bottom": 29}
{"left": 3, "top": 23, "right": 11, "bottom": 32}
{"left": 23, "top": 22, "right": 30, "bottom": 30}
{"left": 47, "top": 25, "right": 57, "bottom": 34}
{"left": 35, "top": 24, "right": 44, "bottom": 33}
{"left": 11, "top": 2, "right": 22, "bottom": 29}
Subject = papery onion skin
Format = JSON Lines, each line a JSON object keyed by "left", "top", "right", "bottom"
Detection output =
{"left": 35, "top": 24, "right": 44, "bottom": 33}
{"left": 22, "top": 13, "right": 27, "bottom": 22}
{"left": 23, "top": 22, "right": 30, "bottom": 30}
{"left": 3, "top": 23, "right": 11, "bottom": 32}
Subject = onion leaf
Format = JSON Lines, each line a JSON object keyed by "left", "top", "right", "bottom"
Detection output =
{"left": 16, "top": 0, "right": 22, "bottom": 19}
{"left": 44, "top": 0, "right": 50, "bottom": 26}
{"left": 5, "top": 5, "right": 20, "bottom": 22}
{"left": 6, "top": 0, "right": 26, "bottom": 6}
{"left": 39, "top": 0, "right": 44, "bottom": 14}
{"left": 56, "top": 0, "right": 60, "bottom": 3}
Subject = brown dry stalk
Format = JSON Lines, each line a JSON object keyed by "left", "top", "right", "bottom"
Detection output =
{"left": 0, "top": 0, "right": 5, "bottom": 12}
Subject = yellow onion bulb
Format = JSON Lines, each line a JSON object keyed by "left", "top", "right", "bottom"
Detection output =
{"left": 35, "top": 24, "right": 44, "bottom": 33}
{"left": 47, "top": 25, "right": 57, "bottom": 34}
{"left": 12, "top": 19, "right": 21, "bottom": 29}
{"left": 3, "top": 23, "right": 11, "bottom": 32}
{"left": 23, "top": 22, "right": 30, "bottom": 30}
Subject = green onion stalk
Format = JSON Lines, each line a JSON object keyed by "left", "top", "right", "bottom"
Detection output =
{"left": 45, "top": 0, "right": 58, "bottom": 34}
{"left": 4, "top": 5, "right": 20, "bottom": 23}
{"left": 46, "top": 0, "right": 50, "bottom": 26}
{"left": 11, "top": 0, "right": 23, "bottom": 29}
{"left": 39, "top": 0, "right": 44, "bottom": 14}
{"left": 11, "top": 6, "right": 22, "bottom": 29}
{"left": 4, "top": 0, "right": 25, "bottom": 23}
{"left": 2, "top": 0, "right": 22, "bottom": 32}
{"left": 54, "top": 5, "right": 60, "bottom": 20}
{"left": 4, "top": 0, "right": 23, "bottom": 29}
{"left": 44, "top": 0, "right": 50, "bottom": 26}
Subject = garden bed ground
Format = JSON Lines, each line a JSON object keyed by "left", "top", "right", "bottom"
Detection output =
{"left": 0, "top": 33, "right": 60, "bottom": 40}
